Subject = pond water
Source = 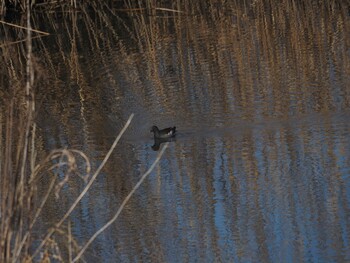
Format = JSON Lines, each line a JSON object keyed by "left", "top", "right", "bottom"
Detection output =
{"left": 8, "top": 1, "right": 350, "bottom": 262}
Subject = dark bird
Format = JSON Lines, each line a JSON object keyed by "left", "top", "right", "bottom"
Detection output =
{"left": 150, "top": 125, "right": 176, "bottom": 139}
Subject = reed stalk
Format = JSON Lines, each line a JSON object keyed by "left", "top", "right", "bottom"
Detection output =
{"left": 73, "top": 142, "right": 169, "bottom": 262}
{"left": 1, "top": 0, "right": 348, "bottom": 261}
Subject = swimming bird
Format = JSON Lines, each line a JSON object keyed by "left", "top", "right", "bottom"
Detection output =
{"left": 151, "top": 125, "right": 176, "bottom": 139}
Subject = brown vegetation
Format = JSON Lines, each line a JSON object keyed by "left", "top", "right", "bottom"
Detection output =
{"left": 1, "top": 0, "right": 349, "bottom": 261}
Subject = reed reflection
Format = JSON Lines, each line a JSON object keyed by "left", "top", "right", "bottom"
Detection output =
{"left": 2, "top": 0, "right": 350, "bottom": 262}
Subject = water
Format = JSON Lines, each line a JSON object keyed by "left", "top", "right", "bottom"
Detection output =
{"left": 5, "top": 1, "right": 350, "bottom": 262}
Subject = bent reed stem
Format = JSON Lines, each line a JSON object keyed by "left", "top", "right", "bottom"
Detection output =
{"left": 31, "top": 113, "right": 134, "bottom": 260}
{"left": 73, "top": 142, "right": 169, "bottom": 262}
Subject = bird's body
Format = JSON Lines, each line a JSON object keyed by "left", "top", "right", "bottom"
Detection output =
{"left": 151, "top": 126, "right": 176, "bottom": 139}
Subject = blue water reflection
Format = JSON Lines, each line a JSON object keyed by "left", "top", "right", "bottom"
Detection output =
{"left": 27, "top": 2, "right": 350, "bottom": 262}
{"left": 81, "top": 112, "right": 348, "bottom": 262}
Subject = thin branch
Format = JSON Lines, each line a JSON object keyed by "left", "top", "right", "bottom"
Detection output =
{"left": 0, "top": 20, "right": 50, "bottom": 35}
{"left": 155, "top": 7, "right": 184, "bottom": 13}
{"left": 73, "top": 142, "right": 169, "bottom": 262}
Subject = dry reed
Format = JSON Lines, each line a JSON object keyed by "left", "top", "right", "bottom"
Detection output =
{"left": 1, "top": 0, "right": 349, "bottom": 261}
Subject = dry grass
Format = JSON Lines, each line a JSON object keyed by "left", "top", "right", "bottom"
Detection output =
{"left": 1, "top": 3, "right": 167, "bottom": 258}
{"left": 1, "top": 2, "right": 156, "bottom": 261}
{"left": 1, "top": 0, "right": 349, "bottom": 261}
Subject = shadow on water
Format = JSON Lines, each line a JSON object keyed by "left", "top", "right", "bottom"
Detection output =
{"left": 143, "top": 109, "right": 350, "bottom": 145}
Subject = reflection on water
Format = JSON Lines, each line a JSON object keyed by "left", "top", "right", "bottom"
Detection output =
{"left": 3, "top": 1, "right": 350, "bottom": 262}
{"left": 151, "top": 137, "right": 175, "bottom": 151}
